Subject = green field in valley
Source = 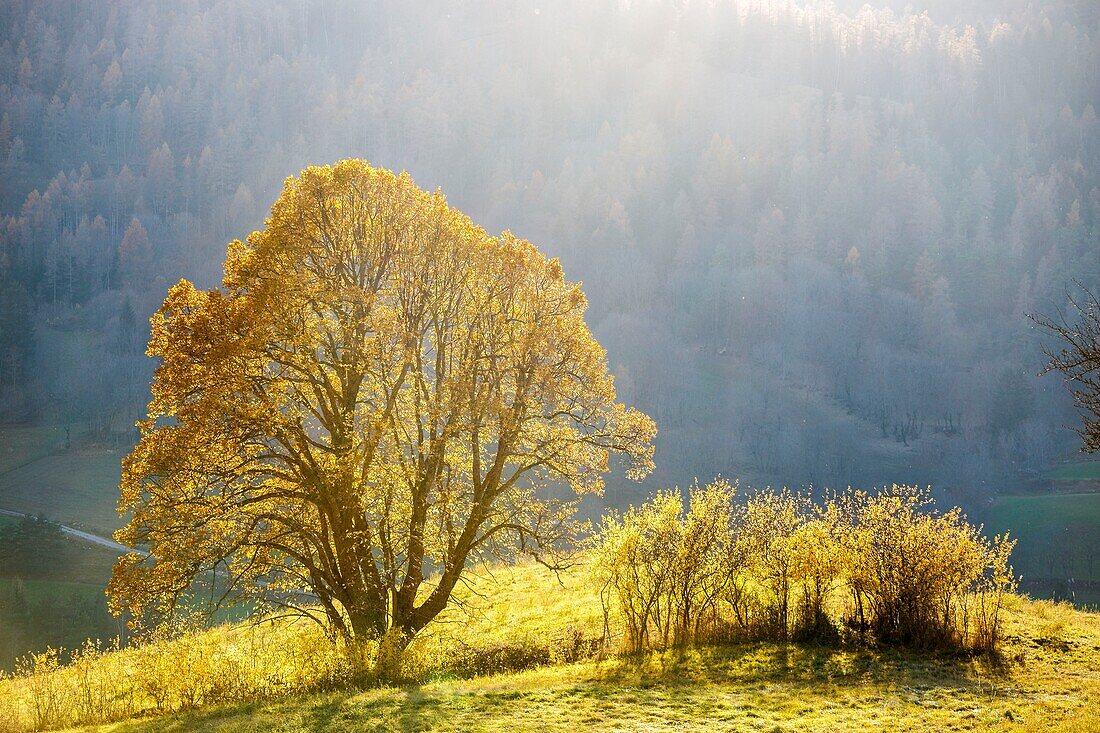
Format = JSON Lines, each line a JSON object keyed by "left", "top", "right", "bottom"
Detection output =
{"left": 0, "top": 423, "right": 72, "bottom": 475}
{"left": 0, "top": 423, "right": 125, "bottom": 534}
{"left": 0, "top": 569, "right": 121, "bottom": 672}
{"left": 987, "top": 493, "right": 1100, "bottom": 606}
{"left": 1047, "top": 460, "right": 1100, "bottom": 483}
{"left": 0, "top": 508, "right": 123, "bottom": 670}
{"left": 0, "top": 449, "right": 125, "bottom": 534}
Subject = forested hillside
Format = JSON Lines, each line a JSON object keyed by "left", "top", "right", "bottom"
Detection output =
{"left": 0, "top": 0, "right": 1097, "bottom": 507}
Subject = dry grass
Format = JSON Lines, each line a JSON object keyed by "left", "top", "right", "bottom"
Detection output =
{"left": 0, "top": 560, "right": 1097, "bottom": 732}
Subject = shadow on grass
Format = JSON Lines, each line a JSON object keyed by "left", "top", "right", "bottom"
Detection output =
{"left": 101, "top": 685, "right": 457, "bottom": 733}
{"left": 590, "top": 640, "right": 991, "bottom": 693}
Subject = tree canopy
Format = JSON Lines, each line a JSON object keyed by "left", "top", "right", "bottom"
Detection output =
{"left": 109, "top": 160, "right": 656, "bottom": 645}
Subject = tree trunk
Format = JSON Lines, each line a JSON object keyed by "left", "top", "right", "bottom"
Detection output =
{"left": 372, "top": 626, "right": 411, "bottom": 682}
{"left": 347, "top": 604, "right": 387, "bottom": 641}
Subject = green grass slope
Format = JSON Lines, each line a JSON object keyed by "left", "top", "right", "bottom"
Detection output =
{"left": 0, "top": 520, "right": 122, "bottom": 671}
{"left": 0, "top": 424, "right": 71, "bottom": 475}
{"left": 0, "top": 422, "right": 125, "bottom": 535}
{"left": 85, "top": 646, "right": 1100, "bottom": 733}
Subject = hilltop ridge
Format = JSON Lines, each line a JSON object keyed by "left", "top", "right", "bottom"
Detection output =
{"left": 2, "top": 560, "right": 1098, "bottom": 732}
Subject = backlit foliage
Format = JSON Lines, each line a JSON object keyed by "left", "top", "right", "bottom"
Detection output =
{"left": 595, "top": 484, "right": 1016, "bottom": 652}
{"left": 109, "top": 160, "right": 655, "bottom": 652}
{"left": 845, "top": 486, "right": 1017, "bottom": 649}
{"left": 593, "top": 479, "right": 735, "bottom": 652}
{"left": 0, "top": 620, "right": 360, "bottom": 731}
{"left": 0, "top": 563, "right": 607, "bottom": 733}
{"left": 739, "top": 489, "right": 808, "bottom": 638}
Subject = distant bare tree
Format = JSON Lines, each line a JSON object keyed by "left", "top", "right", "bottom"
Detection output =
{"left": 1032, "top": 286, "right": 1100, "bottom": 452}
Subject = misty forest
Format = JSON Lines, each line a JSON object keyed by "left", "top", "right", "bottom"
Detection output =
{"left": 0, "top": 1, "right": 1098, "bottom": 731}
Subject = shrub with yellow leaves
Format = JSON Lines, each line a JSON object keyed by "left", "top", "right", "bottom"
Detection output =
{"left": 592, "top": 479, "right": 736, "bottom": 652}
{"left": 738, "top": 489, "right": 807, "bottom": 639}
{"left": 594, "top": 483, "right": 1016, "bottom": 653}
{"left": 845, "top": 485, "right": 1017, "bottom": 649}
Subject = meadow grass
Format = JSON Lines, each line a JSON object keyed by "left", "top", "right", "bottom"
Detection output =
{"left": 0, "top": 445, "right": 124, "bottom": 535}
{"left": 0, "top": 561, "right": 1096, "bottom": 732}
{"left": 0, "top": 508, "right": 121, "bottom": 598}
{"left": 986, "top": 493, "right": 1100, "bottom": 590}
{"left": 0, "top": 520, "right": 122, "bottom": 672}
{"left": 0, "top": 424, "right": 72, "bottom": 476}
{"left": 0, "top": 540, "right": 119, "bottom": 586}
{"left": 80, "top": 644, "right": 1100, "bottom": 733}
{"left": 0, "top": 578, "right": 108, "bottom": 606}
{"left": 1046, "top": 460, "right": 1100, "bottom": 483}
{"left": 986, "top": 494, "right": 1100, "bottom": 539}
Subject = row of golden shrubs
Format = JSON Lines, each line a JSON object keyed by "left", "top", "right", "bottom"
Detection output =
{"left": 0, "top": 482, "right": 1015, "bottom": 732}
{"left": 592, "top": 482, "right": 1016, "bottom": 653}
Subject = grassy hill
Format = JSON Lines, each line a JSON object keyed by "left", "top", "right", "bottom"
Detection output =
{"left": 1, "top": 560, "right": 1097, "bottom": 733}
{"left": 1, "top": 425, "right": 1099, "bottom": 729}
{"left": 0, "top": 420, "right": 130, "bottom": 669}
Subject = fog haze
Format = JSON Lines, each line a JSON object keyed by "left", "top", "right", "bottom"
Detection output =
{"left": 0, "top": 0, "right": 1097, "bottom": 512}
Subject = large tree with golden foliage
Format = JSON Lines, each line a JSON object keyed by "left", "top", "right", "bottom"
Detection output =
{"left": 109, "top": 160, "right": 655, "bottom": 650}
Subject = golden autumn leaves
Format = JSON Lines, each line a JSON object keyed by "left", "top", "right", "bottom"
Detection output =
{"left": 110, "top": 160, "right": 656, "bottom": 647}
{"left": 594, "top": 482, "right": 1016, "bottom": 653}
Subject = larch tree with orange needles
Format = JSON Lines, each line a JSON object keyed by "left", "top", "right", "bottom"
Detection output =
{"left": 108, "top": 160, "right": 656, "bottom": 663}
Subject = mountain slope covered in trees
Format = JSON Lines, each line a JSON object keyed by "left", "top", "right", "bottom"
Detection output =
{"left": 0, "top": 0, "right": 1097, "bottom": 508}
